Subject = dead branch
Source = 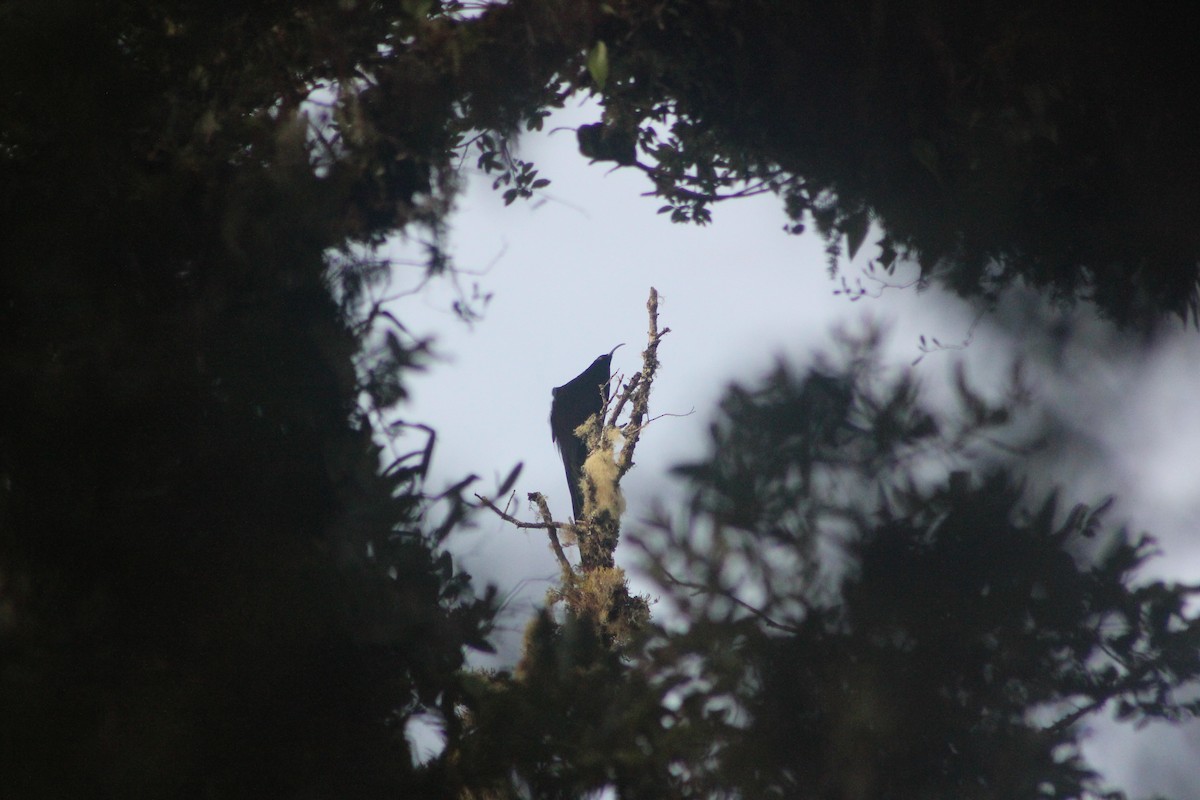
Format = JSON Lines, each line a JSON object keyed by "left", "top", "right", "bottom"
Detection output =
{"left": 475, "top": 492, "right": 573, "bottom": 572}
{"left": 607, "top": 372, "right": 641, "bottom": 428}
{"left": 616, "top": 287, "right": 669, "bottom": 478}
{"left": 529, "top": 492, "right": 573, "bottom": 574}
{"left": 474, "top": 492, "right": 561, "bottom": 531}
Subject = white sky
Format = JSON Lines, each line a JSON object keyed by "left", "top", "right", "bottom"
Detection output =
{"left": 383, "top": 103, "right": 1200, "bottom": 798}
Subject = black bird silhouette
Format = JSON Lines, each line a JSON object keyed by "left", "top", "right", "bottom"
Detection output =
{"left": 550, "top": 345, "right": 623, "bottom": 519}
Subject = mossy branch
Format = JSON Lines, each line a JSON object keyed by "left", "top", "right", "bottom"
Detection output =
{"left": 615, "top": 287, "right": 669, "bottom": 479}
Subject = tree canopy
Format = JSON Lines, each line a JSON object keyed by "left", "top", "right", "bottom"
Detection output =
{"left": 3, "top": 1, "right": 1200, "bottom": 798}
{"left": 636, "top": 335, "right": 1200, "bottom": 799}
{"left": 571, "top": 0, "right": 1200, "bottom": 324}
{"left": 1, "top": 1, "right": 495, "bottom": 795}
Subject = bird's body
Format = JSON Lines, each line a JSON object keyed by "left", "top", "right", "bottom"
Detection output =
{"left": 550, "top": 346, "right": 621, "bottom": 519}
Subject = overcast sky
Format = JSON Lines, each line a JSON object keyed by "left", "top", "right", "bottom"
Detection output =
{"left": 382, "top": 102, "right": 1200, "bottom": 797}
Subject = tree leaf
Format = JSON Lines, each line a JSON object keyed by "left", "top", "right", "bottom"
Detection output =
{"left": 587, "top": 41, "right": 609, "bottom": 90}
{"left": 844, "top": 211, "right": 869, "bottom": 261}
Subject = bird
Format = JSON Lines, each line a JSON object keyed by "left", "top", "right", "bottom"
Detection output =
{"left": 550, "top": 345, "right": 623, "bottom": 519}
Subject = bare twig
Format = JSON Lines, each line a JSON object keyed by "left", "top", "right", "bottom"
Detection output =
{"left": 645, "top": 408, "right": 694, "bottom": 424}
{"left": 475, "top": 491, "right": 573, "bottom": 573}
{"left": 475, "top": 493, "right": 563, "bottom": 532}
{"left": 608, "top": 372, "right": 641, "bottom": 428}
{"left": 616, "top": 287, "right": 669, "bottom": 478}
{"left": 528, "top": 491, "right": 573, "bottom": 573}
{"left": 1046, "top": 699, "right": 1109, "bottom": 736}
{"left": 657, "top": 567, "right": 803, "bottom": 634}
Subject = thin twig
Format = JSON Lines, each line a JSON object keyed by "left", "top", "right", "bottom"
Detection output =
{"left": 475, "top": 492, "right": 573, "bottom": 575}
{"left": 658, "top": 567, "right": 803, "bottom": 634}
{"left": 608, "top": 372, "right": 641, "bottom": 428}
{"left": 528, "top": 491, "right": 573, "bottom": 573}
{"left": 475, "top": 493, "right": 563, "bottom": 532}
{"left": 1046, "top": 698, "right": 1109, "bottom": 736}
{"left": 645, "top": 408, "right": 694, "bottom": 424}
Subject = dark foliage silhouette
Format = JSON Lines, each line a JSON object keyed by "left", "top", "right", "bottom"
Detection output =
{"left": 0, "top": 3, "right": 501, "bottom": 796}
{"left": 636, "top": 333, "right": 1200, "bottom": 799}
{"left": 5, "top": 2, "right": 1200, "bottom": 798}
